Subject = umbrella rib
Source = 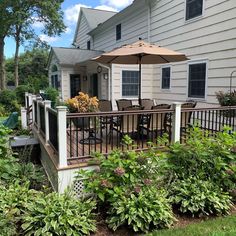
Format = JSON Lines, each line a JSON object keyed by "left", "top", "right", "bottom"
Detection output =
{"left": 107, "top": 56, "right": 120, "bottom": 64}
{"left": 159, "top": 55, "right": 170, "bottom": 63}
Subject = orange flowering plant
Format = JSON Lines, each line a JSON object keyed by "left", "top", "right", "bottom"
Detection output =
{"left": 66, "top": 92, "right": 99, "bottom": 113}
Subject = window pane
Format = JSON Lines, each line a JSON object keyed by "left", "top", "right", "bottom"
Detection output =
{"left": 186, "top": 0, "right": 203, "bottom": 20}
{"left": 162, "top": 67, "right": 171, "bottom": 89}
{"left": 188, "top": 63, "right": 206, "bottom": 98}
{"left": 122, "top": 70, "right": 139, "bottom": 97}
{"left": 116, "top": 24, "right": 121, "bottom": 41}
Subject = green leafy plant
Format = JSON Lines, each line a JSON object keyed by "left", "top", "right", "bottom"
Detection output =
{"left": 44, "top": 86, "right": 59, "bottom": 108}
{"left": 22, "top": 192, "right": 96, "bottom": 236}
{"left": 167, "top": 126, "right": 236, "bottom": 191}
{"left": 78, "top": 135, "right": 174, "bottom": 232}
{"left": 216, "top": 90, "right": 236, "bottom": 106}
{"left": 0, "top": 125, "right": 12, "bottom": 158}
{"left": 0, "top": 181, "right": 38, "bottom": 233}
{"left": 15, "top": 84, "right": 35, "bottom": 105}
{"left": 107, "top": 187, "right": 175, "bottom": 232}
{"left": 0, "top": 89, "right": 20, "bottom": 112}
{"left": 170, "top": 177, "right": 232, "bottom": 216}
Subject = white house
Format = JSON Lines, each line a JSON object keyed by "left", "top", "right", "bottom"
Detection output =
{"left": 48, "top": 0, "right": 236, "bottom": 107}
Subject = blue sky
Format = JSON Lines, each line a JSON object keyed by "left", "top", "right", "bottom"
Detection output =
{"left": 5, "top": 0, "right": 133, "bottom": 58}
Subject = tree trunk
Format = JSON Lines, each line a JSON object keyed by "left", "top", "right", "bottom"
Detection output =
{"left": 14, "top": 27, "right": 21, "bottom": 87}
{"left": 0, "top": 36, "right": 6, "bottom": 90}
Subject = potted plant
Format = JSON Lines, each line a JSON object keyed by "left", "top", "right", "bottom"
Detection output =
{"left": 216, "top": 90, "right": 236, "bottom": 117}
{"left": 66, "top": 92, "right": 99, "bottom": 128}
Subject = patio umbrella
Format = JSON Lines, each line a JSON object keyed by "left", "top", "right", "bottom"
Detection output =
{"left": 93, "top": 39, "right": 188, "bottom": 104}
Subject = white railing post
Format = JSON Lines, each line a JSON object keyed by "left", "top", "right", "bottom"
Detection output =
{"left": 36, "top": 98, "right": 42, "bottom": 132}
{"left": 44, "top": 100, "right": 51, "bottom": 144}
{"left": 31, "top": 95, "right": 37, "bottom": 123}
{"left": 21, "top": 107, "right": 27, "bottom": 129}
{"left": 25, "top": 92, "right": 29, "bottom": 108}
{"left": 57, "top": 106, "right": 67, "bottom": 168}
{"left": 171, "top": 102, "right": 182, "bottom": 143}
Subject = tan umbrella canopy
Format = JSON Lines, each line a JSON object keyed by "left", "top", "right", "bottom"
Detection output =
{"left": 93, "top": 39, "right": 188, "bottom": 104}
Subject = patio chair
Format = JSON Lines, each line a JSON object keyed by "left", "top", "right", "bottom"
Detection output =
{"left": 140, "top": 99, "right": 154, "bottom": 110}
{"left": 141, "top": 104, "right": 171, "bottom": 140}
{"left": 98, "top": 100, "right": 113, "bottom": 137}
{"left": 116, "top": 99, "right": 132, "bottom": 111}
{"left": 111, "top": 106, "right": 140, "bottom": 141}
{"left": 181, "top": 102, "right": 197, "bottom": 131}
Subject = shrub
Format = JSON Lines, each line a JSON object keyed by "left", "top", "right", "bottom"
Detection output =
{"left": 15, "top": 85, "right": 34, "bottom": 105}
{"left": 216, "top": 90, "right": 236, "bottom": 106}
{"left": 44, "top": 86, "right": 59, "bottom": 107}
{"left": 0, "top": 89, "right": 20, "bottom": 112}
{"left": 167, "top": 126, "right": 236, "bottom": 191}
{"left": 22, "top": 192, "right": 96, "bottom": 235}
{"left": 170, "top": 177, "right": 232, "bottom": 216}
{"left": 0, "top": 104, "right": 7, "bottom": 116}
{"left": 107, "top": 187, "right": 174, "bottom": 232}
{"left": 0, "top": 125, "right": 12, "bottom": 158}
{"left": 79, "top": 136, "right": 174, "bottom": 232}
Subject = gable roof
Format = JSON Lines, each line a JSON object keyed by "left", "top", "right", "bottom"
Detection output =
{"left": 48, "top": 47, "right": 104, "bottom": 67}
{"left": 73, "top": 8, "right": 117, "bottom": 44}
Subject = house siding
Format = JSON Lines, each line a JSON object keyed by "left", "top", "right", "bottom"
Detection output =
{"left": 75, "top": 13, "right": 91, "bottom": 49}
{"left": 150, "top": 0, "right": 236, "bottom": 105}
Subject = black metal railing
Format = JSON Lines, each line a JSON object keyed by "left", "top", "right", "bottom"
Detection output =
{"left": 66, "top": 109, "right": 174, "bottom": 160}
{"left": 48, "top": 108, "right": 58, "bottom": 152}
{"left": 180, "top": 106, "right": 236, "bottom": 142}
{"left": 39, "top": 103, "right": 45, "bottom": 136}
{"left": 33, "top": 100, "right": 38, "bottom": 126}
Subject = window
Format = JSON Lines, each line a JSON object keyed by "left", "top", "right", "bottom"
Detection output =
{"left": 122, "top": 70, "right": 139, "bottom": 97}
{"left": 161, "top": 67, "right": 171, "bottom": 89}
{"left": 87, "top": 40, "right": 91, "bottom": 50}
{"left": 116, "top": 23, "right": 121, "bottom": 41}
{"left": 186, "top": 0, "right": 203, "bottom": 21}
{"left": 188, "top": 62, "right": 206, "bottom": 98}
{"left": 51, "top": 75, "right": 60, "bottom": 89}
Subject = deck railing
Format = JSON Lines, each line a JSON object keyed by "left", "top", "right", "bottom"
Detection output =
{"left": 48, "top": 108, "right": 58, "bottom": 152}
{"left": 26, "top": 92, "right": 236, "bottom": 169}
{"left": 66, "top": 109, "right": 174, "bottom": 161}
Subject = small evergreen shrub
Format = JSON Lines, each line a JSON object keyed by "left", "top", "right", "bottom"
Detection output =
{"left": 22, "top": 192, "right": 96, "bottom": 235}
{"left": 0, "top": 89, "right": 20, "bottom": 112}
{"left": 15, "top": 85, "right": 34, "bottom": 105}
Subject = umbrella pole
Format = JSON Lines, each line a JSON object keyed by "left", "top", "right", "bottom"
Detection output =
{"left": 138, "top": 55, "right": 142, "bottom": 105}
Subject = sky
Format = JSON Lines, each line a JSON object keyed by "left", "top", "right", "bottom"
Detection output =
{"left": 5, "top": 0, "right": 133, "bottom": 58}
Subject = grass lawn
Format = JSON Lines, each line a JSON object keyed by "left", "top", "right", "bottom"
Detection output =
{"left": 149, "top": 214, "right": 236, "bottom": 236}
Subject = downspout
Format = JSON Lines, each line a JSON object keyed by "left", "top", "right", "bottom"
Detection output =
{"left": 97, "top": 63, "right": 112, "bottom": 101}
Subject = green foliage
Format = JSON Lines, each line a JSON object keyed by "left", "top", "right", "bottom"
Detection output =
{"left": 44, "top": 86, "right": 59, "bottom": 107}
{"left": 0, "top": 181, "right": 39, "bottom": 233}
{"left": 78, "top": 136, "right": 174, "bottom": 232}
{"left": 0, "top": 104, "right": 7, "bottom": 116}
{"left": 15, "top": 84, "right": 35, "bottom": 105}
{"left": 167, "top": 126, "right": 236, "bottom": 191}
{"left": 170, "top": 177, "right": 232, "bottom": 216}
{"left": 0, "top": 124, "right": 12, "bottom": 157}
{"left": 0, "top": 89, "right": 20, "bottom": 112}
{"left": 107, "top": 187, "right": 174, "bottom": 232}
{"left": 22, "top": 192, "right": 96, "bottom": 236}
{"left": 216, "top": 90, "right": 236, "bottom": 106}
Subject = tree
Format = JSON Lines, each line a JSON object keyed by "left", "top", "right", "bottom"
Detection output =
{"left": 0, "top": 0, "right": 65, "bottom": 88}
{"left": 0, "top": 0, "right": 14, "bottom": 89}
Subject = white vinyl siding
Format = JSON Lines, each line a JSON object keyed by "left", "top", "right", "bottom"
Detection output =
{"left": 151, "top": 0, "right": 236, "bottom": 104}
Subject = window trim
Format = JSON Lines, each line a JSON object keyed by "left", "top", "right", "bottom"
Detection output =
{"left": 116, "top": 23, "right": 121, "bottom": 41}
{"left": 120, "top": 69, "right": 139, "bottom": 99}
{"left": 184, "top": 0, "right": 205, "bottom": 23}
{"left": 161, "top": 65, "right": 172, "bottom": 91}
{"left": 187, "top": 59, "right": 208, "bottom": 101}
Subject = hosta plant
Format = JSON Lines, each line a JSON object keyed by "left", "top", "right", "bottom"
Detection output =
{"left": 107, "top": 186, "right": 175, "bottom": 232}
{"left": 22, "top": 191, "right": 97, "bottom": 236}
{"left": 170, "top": 177, "right": 232, "bottom": 216}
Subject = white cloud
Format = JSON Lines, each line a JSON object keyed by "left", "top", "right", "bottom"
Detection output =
{"left": 100, "top": 0, "right": 133, "bottom": 9}
{"left": 64, "top": 4, "right": 90, "bottom": 24}
{"left": 65, "top": 27, "right": 72, "bottom": 34}
{"left": 95, "top": 5, "right": 117, "bottom": 12}
{"left": 32, "top": 21, "right": 44, "bottom": 29}
{"left": 39, "top": 34, "right": 59, "bottom": 43}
